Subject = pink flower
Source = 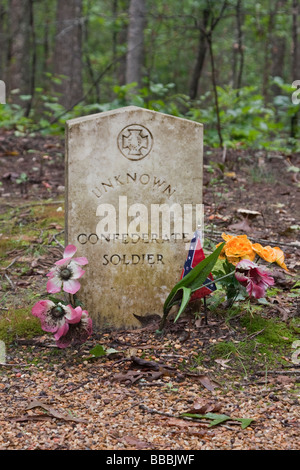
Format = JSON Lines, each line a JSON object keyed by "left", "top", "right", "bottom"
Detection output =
{"left": 235, "top": 259, "right": 275, "bottom": 299}
{"left": 32, "top": 300, "right": 82, "bottom": 333}
{"left": 46, "top": 244, "right": 88, "bottom": 295}
{"left": 55, "top": 308, "right": 93, "bottom": 349}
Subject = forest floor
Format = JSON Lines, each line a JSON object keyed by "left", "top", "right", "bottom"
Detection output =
{"left": 0, "top": 129, "right": 299, "bottom": 451}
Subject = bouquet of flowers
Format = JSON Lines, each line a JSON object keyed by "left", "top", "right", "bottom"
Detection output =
{"left": 32, "top": 245, "right": 92, "bottom": 348}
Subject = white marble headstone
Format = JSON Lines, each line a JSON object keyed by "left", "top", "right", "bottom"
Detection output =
{"left": 65, "top": 106, "right": 203, "bottom": 328}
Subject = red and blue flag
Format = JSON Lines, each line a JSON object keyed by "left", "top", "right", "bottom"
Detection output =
{"left": 180, "top": 229, "right": 216, "bottom": 300}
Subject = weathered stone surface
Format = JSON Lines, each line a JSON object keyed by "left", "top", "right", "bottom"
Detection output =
{"left": 65, "top": 106, "right": 203, "bottom": 329}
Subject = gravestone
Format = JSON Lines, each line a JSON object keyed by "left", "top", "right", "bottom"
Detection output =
{"left": 65, "top": 106, "right": 203, "bottom": 329}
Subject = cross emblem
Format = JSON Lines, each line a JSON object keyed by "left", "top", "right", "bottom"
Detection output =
{"left": 118, "top": 124, "right": 153, "bottom": 161}
{"left": 122, "top": 128, "right": 149, "bottom": 156}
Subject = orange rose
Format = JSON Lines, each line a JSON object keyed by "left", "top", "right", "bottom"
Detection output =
{"left": 252, "top": 243, "right": 288, "bottom": 271}
{"left": 272, "top": 247, "right": 288, "bottom": 271}
{"left": 217, "top": 233, "right": 288, "bottom": 270}
{"left": 218, "top": 233, "right": 256, "bottom": 265}
{"left": 252, "top": 243, "right": 277, "bottom": 263}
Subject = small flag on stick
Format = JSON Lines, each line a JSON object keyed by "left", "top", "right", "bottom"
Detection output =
{"left": 180, "top": 229, "right": 216, "bottom": 300}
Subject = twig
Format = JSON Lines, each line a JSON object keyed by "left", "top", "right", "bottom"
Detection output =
{"left": 4, "top": 273, "right": 15, "bottom": 290}
{"left": 112, "top": 402, "right": 140, "bottom": 417}
{"left": 139, "top": 404, "right": 181, "bottom": 419}
{"left": 60, "top": 380, "right": 91, "bottom": 395}
{"left": 251, "top": 370, "right": 300, "bottom": 376}
{"left": 52, "top": 230, "right": 65, "bottom": 249}
{"left": 1, "top": 201, "right": 64, "bottom": 210}
{"left": 0, "top": 257, "right": 21, "bottom": 271}
{"left": 0, "top": 362, "right": 28, "bottom": 367}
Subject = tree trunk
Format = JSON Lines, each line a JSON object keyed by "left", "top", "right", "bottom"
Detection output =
{"left": 189, "top": 8, "right": 210, "bottom": 100}
{"left": 125, "top": 0, "right": 146, "bottom": 89}
{"left": 207, "top": 32, "right": 223, "bottom": 147}
{"left": 262, "top": 1, "right": 279, "bottom": 102}
{"left": 234, "top": 0, "right": 244, "bottom": 92}
{"left": 54, "top": 0, "right": 83, "bottom": 109}
{"left": 115, "top": 0, "right": 129, "bottom": 86}
{"left": 7, "top": 0, "right": 31, "bottom": 102}
{"left": 24, "top": 0, "right": 36, "bottom": 117}
{"left": 0, "top": 2, "right": 6, "bottom": 78}
{"left": 291, "top": 0, "right": 299, "bottom": 138}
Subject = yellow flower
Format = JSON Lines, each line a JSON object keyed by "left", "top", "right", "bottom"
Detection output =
{"left": 252, "top": 243, "right": 288, "bottom": 271}
{"left": 272, "top": 247, "right": 289, "bottom": 271}
{"left": 217, "top": 233, "right": 288, "bottom": 270}
{"left": 218, "top": 233, "right": 256, "bottom": 265}
{"left": 252, "top": 243, "right": 277, "bottom": 263}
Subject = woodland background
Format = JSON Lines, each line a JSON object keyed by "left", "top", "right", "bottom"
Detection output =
{"left": 0, "top": 0, "right": 299, "bottom": 150}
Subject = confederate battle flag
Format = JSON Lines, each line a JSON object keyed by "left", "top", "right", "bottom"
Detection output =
{"left": 180, "top": 229, "right": 216, "bottom": 300}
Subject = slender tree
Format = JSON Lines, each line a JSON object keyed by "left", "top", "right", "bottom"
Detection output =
{"left": 53, "top": 0, "right": 83, "bottom": 109}
{"left": 125, "top": 0, "right": 146, "bottom": 89}
{"left": 7, "top": 0, "right": 31, "bottom": 101}
{"left": 189, "top": 7, "right": 210, "bottom": 100}
{"left": 234, "top": 0, "right": 244, "bottom": 92}
{"left": 194, "top": 0, "right": 228, "bottom": 146}
{"left": 291, "top": 0, "right": 299, "bottom": 137}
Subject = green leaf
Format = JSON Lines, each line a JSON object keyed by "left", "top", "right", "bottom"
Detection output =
{"left": 180, "top": 412, "right": 254, "bottom": 429}
{"left": 89, "top": 344, "right": 107, "bottom": 357}
{"left": 163, "top": 242, "right": 225, "bottom": 319}
{"left": 89, "top": 344, "right": 119, "bottom": 358}
{"left": 205, "top": 413, "right": 231, "bottom": 427}
{"left": 173, "top": 286, "right": 192, "bottom": 323}
{"left": 236, "top": 418, "right": 254, "bottom": 429}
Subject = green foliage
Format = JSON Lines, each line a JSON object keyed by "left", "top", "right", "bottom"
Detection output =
{"left": 158, "top": 243, "right": 225, "bottom": 331}
{"left": 188, "top": 84, "right": 299, "bottom": 151}
{"left": 88, "top": 344, "right": 119, "bottom": 358}
{"left": 212, "top": 258, "right": 246, "bottom": 305}
{"left": 180, "top": 412, "right": 254, "bottom": 429}
{"left": 2, "top": 79, "right": 298, "bottom": 153}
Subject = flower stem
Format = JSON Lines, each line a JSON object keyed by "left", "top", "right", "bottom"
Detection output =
{"left": 69, "top": 293, "right": 75, "bottom": 307}
{"left": 196, "top": 271, "right": 235, "bottom": 291}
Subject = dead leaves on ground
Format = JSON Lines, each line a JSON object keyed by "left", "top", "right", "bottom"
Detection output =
{"left": 9, "top": 399, "right": 87, "bottom": 424}
{"left": 140, "top": 399, "right": 254, "bottom": 430}
{"left": 107, "top": 354, "right": 219, "bottom": 392}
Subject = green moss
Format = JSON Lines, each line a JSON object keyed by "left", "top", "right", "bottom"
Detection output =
{"left": 31, "top": 203, "right": 64, "bottom": 228}
{"left": 211, "top": 341, "right": 238, "bottom": 359}
{"left": 0, "top": 307, "right": 44, "bottom": 343}
{"left": 240, "top": 313, "right": 296, "bottom": 345}
{"left": 210, "top": 313, "right": 299, "bottom": 371}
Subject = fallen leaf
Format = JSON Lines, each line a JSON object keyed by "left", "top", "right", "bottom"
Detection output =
{"left": 122, "top": 436, "right": 152, "bottom": 449}
{"left": 186, "top": 373, "right": 220, "bottom": 391}
{"left": 215, "top": 358, "right": 232, "bottom": 368}
{"left": 228, "top": 218, "right": 252, "bottom": 232}
{"left": 25, "top": 399, "right": 87, "bottom": 423}
{"left": 187, "top": 399, "right": 222, "bottom": 415}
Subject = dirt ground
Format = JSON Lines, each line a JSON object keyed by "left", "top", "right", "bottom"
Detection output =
{"left": 0, "top": 129, "right": 299, "bottom": 451}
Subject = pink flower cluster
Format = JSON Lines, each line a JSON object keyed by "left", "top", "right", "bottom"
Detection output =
{"left": 235, "top": 259, "right": 274, "bottom": 299}
{"left": 32, "top": 245, "right": 92, "bottom": 348}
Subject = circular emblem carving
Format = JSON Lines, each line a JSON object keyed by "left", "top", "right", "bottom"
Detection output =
{"left": 117, "top": 124, "right": 153, "bottom": 161}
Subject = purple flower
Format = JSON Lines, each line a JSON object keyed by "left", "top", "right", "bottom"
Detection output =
{"left": 55, "top": 307, "right": 93, "bottom": 349}
{"left": 32, "top": 300, "right": 82, "bottom": 334}
{"left": 46, "top": 244, "right": 88, "bottom": 295}
{"left": 235, "top": 259, "right": 275, "bottom": 299}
